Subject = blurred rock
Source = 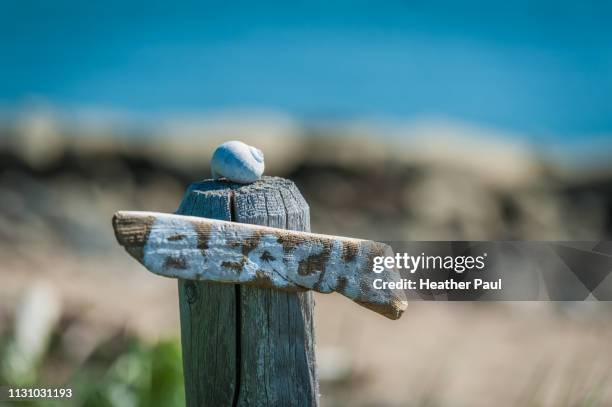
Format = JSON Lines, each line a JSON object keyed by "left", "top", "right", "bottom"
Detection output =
{"left": 317, "top": 346, "right": 354, "bottom": 384}
{"left": 2, "top": 282, "right": 61, "bottom": 383}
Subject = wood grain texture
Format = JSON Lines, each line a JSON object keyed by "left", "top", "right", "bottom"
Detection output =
{"left": 233, "top": 178, "right": 317, "bottom": 406}
{"left": 177, "top": 177, "right": 319, "bottom": 406}
{"left": 113, "top": 210, "right": 407, "bottom": 319}
{"left": 175, "top": 182, "right": 237, "bottom": 407}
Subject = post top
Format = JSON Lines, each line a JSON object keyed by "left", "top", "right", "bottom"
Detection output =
{"left": 177, "top": 175, "right": 311, "bottom": 237}
{"left": 186, "top": 175, "right": 299, "bottom": 194}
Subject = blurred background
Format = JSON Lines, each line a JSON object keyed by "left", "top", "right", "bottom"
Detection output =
{"left": 1, "top": 1, "right": 612, "bottom": 406}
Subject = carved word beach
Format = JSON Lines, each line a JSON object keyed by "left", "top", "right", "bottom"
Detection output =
{"left": 113, "top": 211, "right": 408, "bottom": 319}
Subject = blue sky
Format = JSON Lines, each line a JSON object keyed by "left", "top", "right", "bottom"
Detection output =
{"left": 1, "top": 1, "right": 611, "bottom": 141}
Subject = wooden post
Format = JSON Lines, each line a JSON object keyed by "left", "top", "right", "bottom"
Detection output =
{"left": 175, "top": 176, "right": 318, "bottom": 406}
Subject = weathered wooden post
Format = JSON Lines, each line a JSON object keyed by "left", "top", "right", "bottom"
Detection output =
{"left": 176, "top": 176, "right": 317, "bottom": 406}
{"left": 112, "top": 141, "right": 407, "bottom": 407}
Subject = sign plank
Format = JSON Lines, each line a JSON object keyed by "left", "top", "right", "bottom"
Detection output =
{"left": 113, "top": 210, "right": 407, "bottom": 319}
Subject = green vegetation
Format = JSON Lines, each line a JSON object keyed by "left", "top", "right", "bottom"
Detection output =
{"left": 0, "top": 330, "right": 185, "bottom": 407}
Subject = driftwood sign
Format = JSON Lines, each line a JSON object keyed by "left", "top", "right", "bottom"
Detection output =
{"left": 113, "top": 210, "right": 407, "bottom": 319}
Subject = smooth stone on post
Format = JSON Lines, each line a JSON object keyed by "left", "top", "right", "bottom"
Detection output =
{"left": 210, "top": 140, "right": 265, "bottom": 184}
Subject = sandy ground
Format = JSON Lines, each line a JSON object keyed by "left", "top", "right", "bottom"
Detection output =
{"left": 1, "top": 110, "right": 612, "bottom": 406}
{"left": 2, "top": 248, "right": 612, "bottom": 407}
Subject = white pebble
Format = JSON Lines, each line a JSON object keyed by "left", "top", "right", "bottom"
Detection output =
{"left": 210, "top": 140, "right": 265, "bottom": 183}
